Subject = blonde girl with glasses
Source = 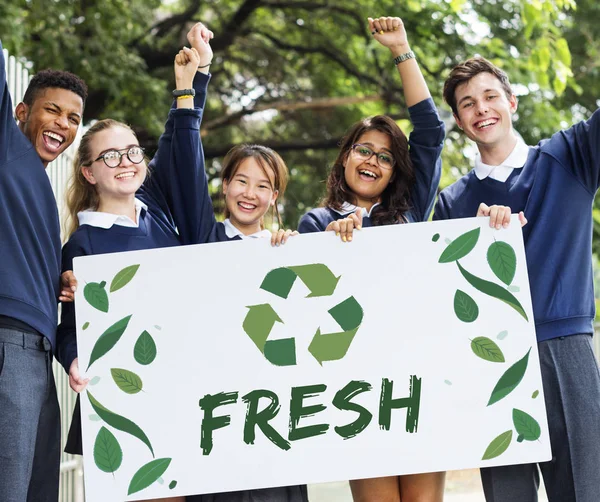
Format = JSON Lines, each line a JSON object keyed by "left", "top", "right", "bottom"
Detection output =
{"left": 299, "top": 16, "right": 444, "bottom": 245}
{"left": 298, "top": 16, "right": 446, "bottom": 502}
{"left": 55, "top": 24, "right": 217, "bottom": 502}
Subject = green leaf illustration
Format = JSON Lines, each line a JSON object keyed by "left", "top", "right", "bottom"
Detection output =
{"left": 497, "top": 330, "right": 508, "bottom": 340}
{"left": 457, "top": 262, "right": 528, "bottom": 321}
{"left": 82, "top": 322, "right": 90, "bottom": 330}
{"left": 471, "top": 337, "right": 505, "bottom": 363}
{"left": 508, "top": 285, "right": 520, "bottom": 293}
{"left": 110, "top": 264, "right": 140, "bottom": 293}
{"left": 454, "top": 290, "right": 479, "bottom": 322}
{"left": 87, "top": 391, "right": 154, "bottom": 456}
{"left": 432, "top": 233, "right": 440, "bottom": 242}
{"left": 488, "top": 348, "right": 531, "bottom": 406}
{"left": 482, "top": 430, "right": 513, "bottom": 460}
{"left": 86, "top": 315, "right": 132, "bottom": 371}
{"left": 134, "top": 331, "right": 157, "bottom": 366}
{"left": 94, "top": 426, "right": 123, "bottom": 473}
{"left": 532, "top": 390, "right": 539, "bottom": 399}
{"left": 89, "top": 414, "right": 101, "bottom": 421}
{"left": 89, "top": 376, "right": 101, "bottom": 386}
{"left": 169, "top": 480, "right": 178, "bottom": 489}
{"left": 127, "top": 458, "right": 172, "bottom": 495}
{"left": 110, "top": 368, "right": 144, "bottom": 394}
{"left": 84, "top": 281, "right": 109, "bottom": 313}
{"left": 487, "top": 241, "right": 517, "bottom": 285}
{"left": 513, "top": 408, "right": 541, "bottom": 442}
{"left": 439, "top": 228, "right": 480, "bottom": 263}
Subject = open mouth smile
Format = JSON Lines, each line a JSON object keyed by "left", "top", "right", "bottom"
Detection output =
{"left": 358, "top": 168, "right": 379, "bottom": 181}
{"left": 42, "top": 131, "right": 66, "bottom": 152}
{"left": 475, "top": 118, "right": 498, "bottom": 130}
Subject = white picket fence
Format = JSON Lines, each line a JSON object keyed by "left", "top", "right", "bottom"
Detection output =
{"left": 3, "top": 47, "right": 85, "bottom": 502}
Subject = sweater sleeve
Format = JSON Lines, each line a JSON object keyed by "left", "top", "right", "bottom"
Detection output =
{"left": 554, "top": 108, "right": 600, "bottom": 194}
{"left": 298, "top": 210, "right": 328, "bottom": 233}
{"left": 406, "top": 98, "right": 445, "bottom": 222}
{"left": 0, "top": 41, "right": 20, "bottom": 167}
{"left": 432, "top": 189, "right": 449, "bottom": 221}
{"left": 56, "top": 232, "right": 90, "bottom": 374}
{"left": 143, "top": 72, "right": 215, "bottom": 244}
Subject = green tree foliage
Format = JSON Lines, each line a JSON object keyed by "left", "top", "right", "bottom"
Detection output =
{"left": 1, "top": 0, "right": 591, "bottom": 230}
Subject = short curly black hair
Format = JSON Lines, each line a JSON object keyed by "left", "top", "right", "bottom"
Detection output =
{"left": 23, "top": 69, "right": 88, "bottom": 108}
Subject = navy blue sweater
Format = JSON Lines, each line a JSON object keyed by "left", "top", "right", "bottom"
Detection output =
{"left": 434, "top": 109, "right": 600, "bottom": 342}
{"left": 298, "top": 98, "right": 444, "bottom": 232}
{"left": 0, "top": 40, "right": 62, "bottom": 343}
{"left": 56, "top": 75, "right": 209, "bottom": 372}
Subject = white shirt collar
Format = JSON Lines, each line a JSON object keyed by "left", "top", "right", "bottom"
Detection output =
{"left": 77, "top": 198, "right": 148, "bottom": 229}
{"left": 474, "top": 138, "right": 530, "bottom": 182}
{"left": 331, "top": 201, "right": 380, "bottom": 218}
{"left": 223, "top": 219, "right": 272, "bottom": 240}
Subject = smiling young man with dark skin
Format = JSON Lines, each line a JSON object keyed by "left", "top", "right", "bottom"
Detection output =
{"left": 434, "top": 56, "right": 600, "bottom": 502}
{"left": 0, "top": 40, "right": 87, "bottom": 502}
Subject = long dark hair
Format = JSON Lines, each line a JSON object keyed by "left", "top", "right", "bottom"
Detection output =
{"left": 322, "top": 115, "right": 415, "bottom": 226}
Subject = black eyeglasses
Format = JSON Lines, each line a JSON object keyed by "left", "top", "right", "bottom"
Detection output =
{"left": 93, "top": 146, "right": 145, "bottom": 168}
{"left": 351, "top": 143, "right": 395, "bottom": 169}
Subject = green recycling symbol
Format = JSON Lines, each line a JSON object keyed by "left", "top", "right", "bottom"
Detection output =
{"left": 242, "top": 264, "right": 364, "bottom": 366}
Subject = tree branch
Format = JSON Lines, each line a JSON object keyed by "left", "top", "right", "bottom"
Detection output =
{"left": 255, "top": 30, "right": 380, "bottom": 87}
{"left": 202, "top": 94, "right": 382, "bottom": 133}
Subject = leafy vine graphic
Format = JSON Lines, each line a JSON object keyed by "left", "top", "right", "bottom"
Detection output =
{"left": 436, "top": 227, "right": 542, "bottom": 461}
{"left": 242, "top": 264, "right": 364, "bottom": 366}
{"left": 83, "top": 264, "right": 175, "bottom": 496}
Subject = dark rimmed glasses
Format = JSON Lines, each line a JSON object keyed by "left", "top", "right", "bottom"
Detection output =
{"left": 93, "top": 146, "right": 145, "bottom": 168}
{"left": 351, "top": 143, "right": 395, "bottom": 169}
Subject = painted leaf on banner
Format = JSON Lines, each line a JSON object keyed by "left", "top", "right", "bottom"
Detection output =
{"left": 87, "top": 315, "right": 132, "bottom": 370}
{"left": 487, "top": 241, "right": 517, "bottom": 285}
{"left": 482, "top": 430, "right": 513, "bottom": 460}
{"left": 84, "top": 281, "right": 109, "bottom": 313}
{"left": 94, "top": 426, "right": 123, "bottom": 473}
{"left": 110, "top": 264, "right": 140, "bottom": 293}
{"left": 134, "top": 330, "right": 157, "bottom": 365}
{"left": 454, "top": 290, "right": 479, "bottom": 322}
{"left": 128, "top": 458, "right": 172, "bottom": 495}
{"left": 471, "top": 337, "right": 505, "bottom": 363}
{"left": 488, "top": 348, "right": 531, "bottom": 406}
{"left": 111, "top": 368, "right": 144, "bottom": 394}
{"left": 513, "top": 408, "right": 541, "bottom": 442}
{"left": 87, "top": 392, "right": 154, "bottom": 456}
{"left": 439, "top": 227, "right": 480, "bottom": 263}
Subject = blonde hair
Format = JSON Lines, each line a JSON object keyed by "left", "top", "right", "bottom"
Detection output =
{"left": 221, "top": 144, "right": 289, "bottom": 228}
{"left": 64, "top": 119, "right": 138, "bottom": 238}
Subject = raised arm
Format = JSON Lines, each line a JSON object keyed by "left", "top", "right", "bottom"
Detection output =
{"left": 0, "top": 40, "right": 22, "bottom": 166}
{"left": 142, "top": 24, "right": 218, "bottom": 244}
{"left": 370, "top": 17, "right": 444, "bottom": 221}
{"left": 369, "top": 17, "right": 430, "bottom": 106}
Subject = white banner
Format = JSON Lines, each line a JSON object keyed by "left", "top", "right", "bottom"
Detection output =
{"left": 74, "top": 216, "right": 550, "bottom": 501}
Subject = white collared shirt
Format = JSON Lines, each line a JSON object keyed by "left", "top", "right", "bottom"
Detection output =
{"left": 474, "top": 138, "right": 530, "bottom": 182}
{"left": 223, "top": 219, "right": 272, "bottom": 240}
{"left": 77, "top": 198, "right": 148, "bottom": 229}
{"left": 331, "top": 201, "right": 381, "bottom": 218}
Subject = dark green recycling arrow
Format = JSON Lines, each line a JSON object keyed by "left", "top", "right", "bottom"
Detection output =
{"left": 260, "top": 264, "right": 340, "bottom": 299}
{"left": 308, "top": 296, "right": 364, "bottom": 365}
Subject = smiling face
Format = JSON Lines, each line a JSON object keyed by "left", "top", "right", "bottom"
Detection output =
{"left": 81, "top": 126, "right": 147, "bottom": 200}
{"left": 454, "top": 72, "right": 518, "bottom": 153}
{"left": 222, "top": 157, "right": 278, "bottom": 235}
{"left": 343, "top": 130, "right": 394, "bottom": 209}
{"left": 16, "top": 87, "right": 83, "bottom": 167}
